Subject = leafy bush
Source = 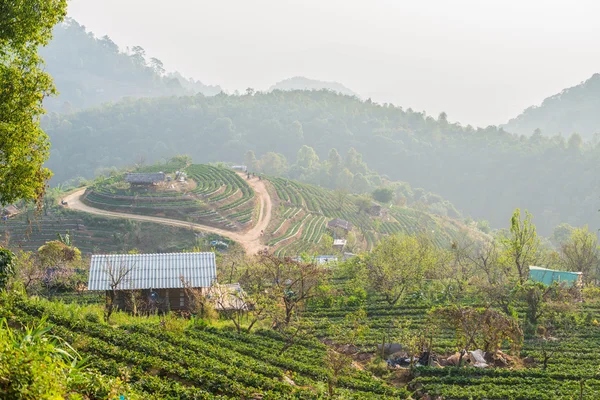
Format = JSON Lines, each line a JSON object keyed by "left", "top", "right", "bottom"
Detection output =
{"left": 84, "top": 312, "right": 100, "bottom": 323}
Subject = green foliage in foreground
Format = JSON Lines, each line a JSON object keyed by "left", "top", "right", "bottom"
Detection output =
{"left": 0, "top": 0, "right": 67, "bottom": 205}
{"left": 0, "top": 312, "right": 140, "bottom": 399}
{"left": 0, "top": 293, "right": 408, "bottom": 399}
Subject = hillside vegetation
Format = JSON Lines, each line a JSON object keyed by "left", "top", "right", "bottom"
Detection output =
{"left": 40, "top": 18, "right": 221, "bottom": 113}
{"left": 83, "top": 163, "right": 257, "bottom": 231}
{"left": 80, "top": 162, "right": 480, "bottom": 256}
{"left": 43, "top": 90, "right": 600, "bottom": 234}
{"left": 503, "top": 73, "right": 600, "bottom": 140}
{"left": 268, "top": 76, "right": 359, "bottom": 97}
{"left": 0, "top": 208, "right": 198, "bottom": 255}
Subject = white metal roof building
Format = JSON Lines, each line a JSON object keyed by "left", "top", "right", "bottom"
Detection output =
{"left": 88, "top": 252, "right": 217, "bottom": 291}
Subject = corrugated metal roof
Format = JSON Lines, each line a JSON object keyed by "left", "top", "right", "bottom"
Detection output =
{"left": 88, "top": 252, "right": 217, "bottom": 291}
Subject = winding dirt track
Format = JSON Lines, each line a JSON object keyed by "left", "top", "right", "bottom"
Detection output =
{"left": 62, "top": 176, "right": 272, "bottom": 255}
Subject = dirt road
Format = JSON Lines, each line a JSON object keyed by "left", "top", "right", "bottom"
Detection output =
{"left": 63, "top": 176, "right": 272, "bottom": 255}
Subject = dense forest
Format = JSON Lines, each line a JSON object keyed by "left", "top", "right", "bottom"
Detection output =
{"left": 43, "top": 90, "right": 599, "bottom": 235}
{"left": 503, "top": 73, "right": 600, "bottom": 141}
{"left": 40, "top": 18, "right": 222, "bottom": 113}
{"left": 268, "top": 76, "right": 359, "bottom": 97}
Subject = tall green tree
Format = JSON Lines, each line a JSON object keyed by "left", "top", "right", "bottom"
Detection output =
{"left": 560, "top": 226, "right": 600, "bottom": 285}
{"left": 0, "top": 0, "right": 67, "bottom": 206}
{"left": 502, "top": 209, "right": 540, "bottom": 284}
{"left": 296, "top": 145, "right": 320, "bottom": 169}
{"left": 366, "top": 234, "right": 436, "bottom": 307}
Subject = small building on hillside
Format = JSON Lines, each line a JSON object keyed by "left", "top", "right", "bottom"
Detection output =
{"left": 333, "top": 239, "right": 347, "bottom": 251}
{"left": 529, "top": 266, "right": 583, "bottom": 288}
{"left": 231, "top": 165, "right": 248, "bottom": 172}
{"left": 88, "top": 252, "right": 217, "bottom": 313}
{"left": 327, "top": 218, "right": 353, "bottom": 232}
{"left": 125, "top": 172, "right": 165, "bottom": 186}
{"left": 1, "top": 205, "right": 19, "bottom": 219}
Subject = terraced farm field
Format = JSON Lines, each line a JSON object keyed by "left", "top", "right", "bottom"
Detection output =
{"left": 0, "top": 210, "right": 197, "bottom": 254}
{"left": 266, "top": 177, "right": 474, "bottom": 257}
{"left": 306, "top": 286, "right": 600, "bottom": 400}
{"left": 83, "top": 164, "right": 256, "bottom": 231}
{"left": 1, "top": 295, "right": 409, "bottom": 399}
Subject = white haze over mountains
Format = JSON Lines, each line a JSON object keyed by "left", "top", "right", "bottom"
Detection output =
{"left": 68, "top": 0, "right": 600, "bottom": 128}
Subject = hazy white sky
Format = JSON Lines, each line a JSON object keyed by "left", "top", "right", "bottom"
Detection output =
{"left": 68, "top": 0, "right": 600, "bottom": 127}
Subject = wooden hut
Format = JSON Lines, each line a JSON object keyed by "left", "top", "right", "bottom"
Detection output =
{"left": 87, "top": 252, "right": 217, "bottom": 313}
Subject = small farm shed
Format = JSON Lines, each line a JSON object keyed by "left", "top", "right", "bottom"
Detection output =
{"left": 88, "top": 252, "right": 217, "bottom": 312}
{"left": 125, "top": 172, "right": 165, "bottom": 186}
{"left": 529, "top": 266, "right": 582, "bottom": 287}
{"left": 327, "top": 218, "right": 353, "bottom": 232}
{"left": 1, "top": 205, "right": 19, "bottom": 219}
{"left": 333, "top": 239, "right": 347, "bottom": 251}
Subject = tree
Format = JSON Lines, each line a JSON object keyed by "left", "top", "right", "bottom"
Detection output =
{"left": 430, "top": 306, "right": 523, "bottom": 367}
{"left": 355, "top": 195, "right": 372, "bottom": 214}
{"left": 344, "top": 148, "right": 368, "bottom": 174}
{"left": 259, "top": 152, "right": 288, "bottom": 176}
{"left": 325, "top": 309, "right": 370, "bottom": 396}
{"left": 560, "top": 226, "right": 600, "bottom": 285}
{"left": 0, "top": 0, "right": 67, "bottom": 206}
{"left": 366, "top": 235, "right": 436, "bottom": 307}
{"left": 0, "top": 249, "right": 15, "bottom": 292}
{"left": 372, "top": 187, "right": 394, "bottom": 203}
{"left": 149, "top": 57, "right": 165, "bottom": 75}
{"left": 103, "top": 257, "right": 134, "bottom": 323}
{"left": 335, "top": 168, "right": 353, "bottom": 191}
{"left": 502, "top": 209, "right": 540, "bottom": 284}
{"left": 333, "top": 190, "right": 348, "bottom": 211}
{"left": 130, "top": 45, "right": 146, "bottom": 66}
{"left": 247, "top": 252, "right": 329, "bottom": 325}
{"left": 351, "top": 173, "right": 371, "bottom": 194}
{"left": 296, "top": 145, "right": 320, "bottom": 169}
{"left": 244, "top": 150, "right": 259, "bottom": 171}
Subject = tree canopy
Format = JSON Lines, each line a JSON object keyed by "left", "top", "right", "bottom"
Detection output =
{"left": 0, "top": 0, "right": 67, "bottom": 205}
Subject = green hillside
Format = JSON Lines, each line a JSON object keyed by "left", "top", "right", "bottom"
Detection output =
{"left": 1, "top": 295, "right": 407, "bottom": 399}
{"left": 79, "top": 163, "right": 481, "bottom": 256}
{"left": 265, "top": 177, "right": 471, "bottom": 257}
{"left": 503, "top": 73, "right": 600, "bottom": 140}
{"left": 0, "top": 209, "right": 198, "bottom": 255}
{"left": 40, "top": 18, "right": 221, "bottom": 113}
{"left": 42, "top": 89, "right": 600, "bottom": 235}
{"left": 269, "top": 76, "right": 359, "bottom": 97}
{"left": 83, "top": 164, "right": 257, "bottom": 230}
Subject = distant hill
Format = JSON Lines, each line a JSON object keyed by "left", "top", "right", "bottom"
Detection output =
{"left": 268, "top": 76, "right": 359, "bottom": 97}
{"left": 503, "top": 73, "right": 600, "bottom": 140}
{"left": 42, "top": 90, "right": 600, "bottom": 235}
{"left": 40, "top": 18, "right": 222, "bottom": 113}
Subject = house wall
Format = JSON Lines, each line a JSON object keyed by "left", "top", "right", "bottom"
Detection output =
{"left": 111, "top": 288, "right": 206, "bottom": 313}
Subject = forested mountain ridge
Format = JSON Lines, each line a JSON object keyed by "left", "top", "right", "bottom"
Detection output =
{"left": 268, "top": 76, "right": 359, "bottom": 97}
{"left": 503, "top": 73, "right": 600, "bottom": 140}
{"left": 40, "top": 18, "right": 222, "bottom": 113}
{"left": 42, "top": 89, "right": 600, "bottom": 235}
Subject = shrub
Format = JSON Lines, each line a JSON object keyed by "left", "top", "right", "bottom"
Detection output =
{"left": 84, "top": 312, "right": 100, "bottom": 323}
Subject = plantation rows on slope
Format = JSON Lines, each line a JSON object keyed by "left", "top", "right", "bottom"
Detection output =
{"left": 1, "top": 296, "right": 408, "bottom": 399}
{"left": 307, "top": 292, "right": 600, "bottom": 400}
{"left": 265, "top": 177, "right": 470, "bottom": 257}
{"left": 0, "top": 210, "right": 197, "bottom": 254}
{"left": 83, "top": 164, "right": 256, "bottom": 231}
